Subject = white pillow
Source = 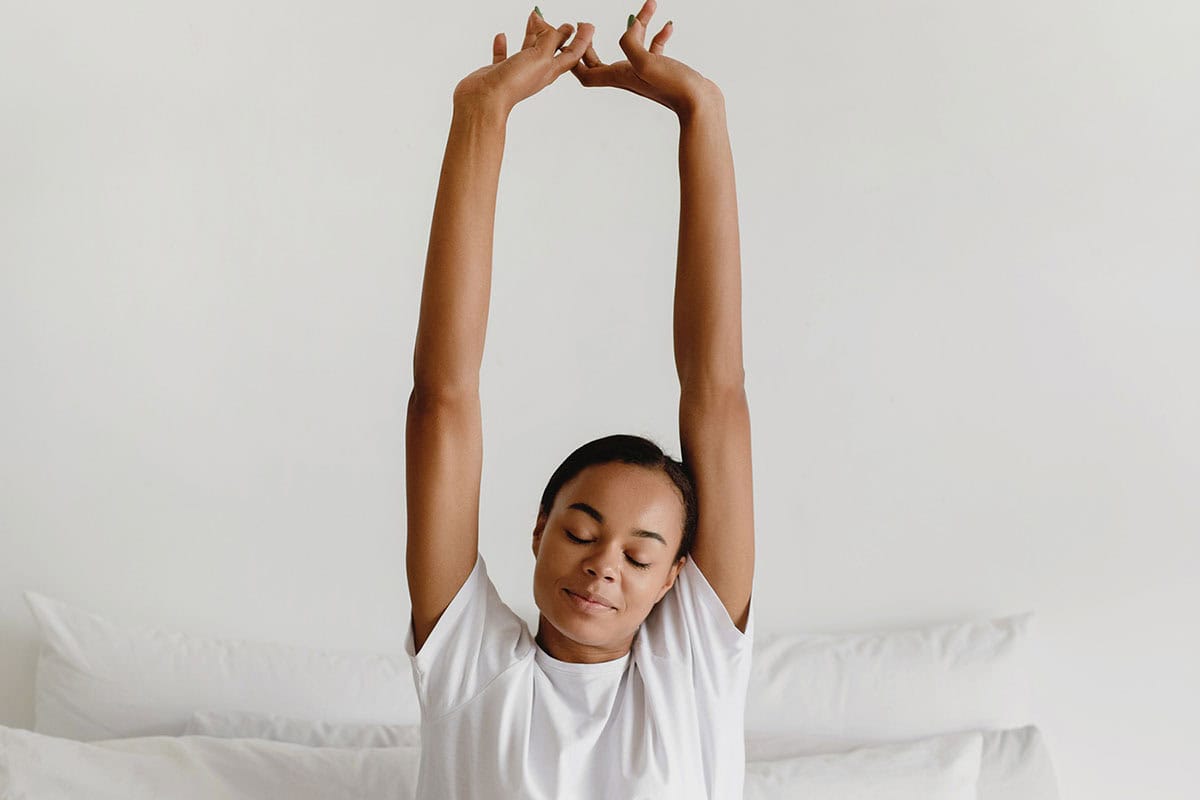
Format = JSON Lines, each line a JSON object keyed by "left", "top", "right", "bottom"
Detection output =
{"left": 24, "top": 591, "right": 420, "bottom": 740}
{"left": 0, "top": 724, "right": 977, "bottom": 800}
{"left": 978, "top": 725, "right": 1060, "bottom": 800}
{"left": 25, "top": 589, "right": 1032, "bottom": 750}
{"left": 746, "top": 613, "right": 1035, "bottom": 741}
{"left": 185, "top": 709, "right": 423, "bottom": 748}
{"left": 189, "top": 711, "right": 1057, "bottom": 800}
{"left": 748, "top": 725, "right": 1058, "bottom": 800}
{"left": 744, "top": 729, "right": 983, "bottom": 800}
{"left": 0, "top": 724, "right": 421, "bottom": 800}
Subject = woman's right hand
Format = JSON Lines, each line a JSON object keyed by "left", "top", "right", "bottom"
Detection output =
{"left": 454, "top": 8, "right": 593, "bottom": 113}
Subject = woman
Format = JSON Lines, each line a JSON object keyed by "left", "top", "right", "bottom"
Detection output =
{"left": 404, "top": 3, "right": 755, "bottom": 797}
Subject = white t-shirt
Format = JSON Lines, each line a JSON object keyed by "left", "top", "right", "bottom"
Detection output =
{"left": 403, "top": 551, "right": 755, "bottom": 800}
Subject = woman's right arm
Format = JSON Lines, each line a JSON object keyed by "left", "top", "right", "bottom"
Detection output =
{"left": 410, "top": 97, "right": 508, "bottom": 397}
{"left": 406, "top": 95, "right": 509, "bottom": 655}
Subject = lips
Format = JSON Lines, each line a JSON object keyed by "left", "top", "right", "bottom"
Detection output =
{"left": 565, "top": 588, "right": 614, "bottom": 609}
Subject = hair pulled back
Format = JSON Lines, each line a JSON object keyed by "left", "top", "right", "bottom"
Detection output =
{"left": 538, "top": 434, "right": 697, "bottom": 564}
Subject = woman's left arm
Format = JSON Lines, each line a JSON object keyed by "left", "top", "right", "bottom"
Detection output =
{"left": 674, "top": 88, "right": 755, "bottom": 635}
{"left": 572, "top": 1, "right": 754, "bottom": 632}
{"left": 673, "top": 91, "right": 745, "bottom": 390}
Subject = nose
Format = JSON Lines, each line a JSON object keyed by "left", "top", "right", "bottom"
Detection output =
{"left": 586, "top": 566, "right": 616, "bottom": 581}
{"left": 584, "top": 555, "right": 618, "bottom": 581}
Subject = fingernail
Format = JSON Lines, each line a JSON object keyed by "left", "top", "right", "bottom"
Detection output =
{"left": 627, "top": 14, "right": 635, "bottom": 29}
{"left": 534, "top": 6, "right": 543, "bottom": 18}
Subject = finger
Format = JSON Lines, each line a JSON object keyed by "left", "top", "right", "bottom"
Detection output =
{"left": 522, "top": 8, "right": 541, "bottom": 50}
{"left": 553, "top": 23, "right": 593, "bottom": 71}
{"left": 537, "top": 22, "right": 574, "bottom": 56}
{"left": 525, "top": 8, "right": 562, "bottom": 52}
{"left": 570, "top": 41, "right": 605, "bottom": 84}
{"left": 619, "top": 0, "right": 656, "bottom": 68}
{"left": 647, "top": 21, "right": 672, "bottom": 55}
{"left": 572, "top": 58, "right": 630, "bottom": 90}
{"left": 572, "top": 60, "right": 614, "bottom": 87}
{"left": 493, "top": 32, "right": 507, "bottom": 64}
{"left": 581, "top": 42, "right": 603, "bottom": 68}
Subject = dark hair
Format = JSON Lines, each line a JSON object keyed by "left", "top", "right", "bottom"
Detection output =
{"left": 538, "top": 434, "right": 697, "bottom": 565}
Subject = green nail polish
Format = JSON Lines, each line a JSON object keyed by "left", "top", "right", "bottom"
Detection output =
{"left": 534, "top": 6, "right": 543, "bottom": 18}
{"left": 627, "top": 14, "right": 635, "bottom": 29}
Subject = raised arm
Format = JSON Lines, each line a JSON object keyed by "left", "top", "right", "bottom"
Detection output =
{"left": 407, "top": 12, "right": 592, "bottom": 654}
{"left": 571, "top": 0, "right": 754, "bottom": 633}
{"left": 674, "top": 88, "right": 755, "bottom": 635}
{"left": 405, "top": 96, "right": 504, "bottom": 655}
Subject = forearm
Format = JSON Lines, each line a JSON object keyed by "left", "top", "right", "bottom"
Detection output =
{"left": 411, "top": 98, "right": 510, "bottom": 398}
{"left": 673, "top": 90, "right": 746, "bottom": 391}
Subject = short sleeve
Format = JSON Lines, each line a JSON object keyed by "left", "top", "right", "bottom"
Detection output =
{"left": 642, "top": 556, "right": 754, "bottom": 693}
{"left": 640, "top": 557, "right": 755, "bottom": 798}
{"left": 403, "top": 552, "right": 530, "bottom": 722}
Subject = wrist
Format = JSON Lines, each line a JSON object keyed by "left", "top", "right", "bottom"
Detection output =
{"left": 452, "top": 90, "right": 513, "bottom": 125}
{"left": 674, "top": 81, "right": 725, "bottom": 124}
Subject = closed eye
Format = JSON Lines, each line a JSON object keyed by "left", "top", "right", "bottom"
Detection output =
{"left": 565, "top": 530, "right": 651, "bottom": 570}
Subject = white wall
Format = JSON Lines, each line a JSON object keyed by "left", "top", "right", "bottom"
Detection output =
{"left": 2, "top": 1, "right": 1197, "bottom": 797}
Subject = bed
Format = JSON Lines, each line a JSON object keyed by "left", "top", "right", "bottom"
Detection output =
{"left": 0, "top": 591, "right": 1059, "bottom": 799}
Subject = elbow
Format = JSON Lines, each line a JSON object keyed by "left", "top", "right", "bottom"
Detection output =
{"left": 409, "top": 381, "right": 480, "bottom": 412}
{"left": 678, "top": 365, "right": 746, "bottom": 396}
{"left": 679, "top": 380, "right": 748, "bottom": 411}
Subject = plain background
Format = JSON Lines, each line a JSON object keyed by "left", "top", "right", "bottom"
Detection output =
{"left": 2, "top": 1, "right": 1197, "bottom": 797}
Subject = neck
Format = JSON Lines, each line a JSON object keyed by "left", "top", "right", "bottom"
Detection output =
{"left": 534, "top": 614, "right": 632, "bottom": 664}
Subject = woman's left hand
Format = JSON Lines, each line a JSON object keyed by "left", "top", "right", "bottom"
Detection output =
{"left": 570, "top": 0, "right": 719, "bottom": 116}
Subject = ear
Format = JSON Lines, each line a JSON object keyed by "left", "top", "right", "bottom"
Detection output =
{"left": 532, "top": 511, "right": 548, "bottom": 557}
{"left": 655, "top": 556, "right": 686, "bottom": 604}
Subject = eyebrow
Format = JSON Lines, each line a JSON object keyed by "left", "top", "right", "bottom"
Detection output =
{"left": 566, "top": 502, "right": 668, "bottom": 547}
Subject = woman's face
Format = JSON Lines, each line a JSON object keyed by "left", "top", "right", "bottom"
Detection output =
{"left": 531, "top": 461, "right": 686, "bottom": 662}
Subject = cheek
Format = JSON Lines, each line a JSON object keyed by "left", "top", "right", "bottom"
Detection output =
{"left": 539, "top": 539, "right": 573, "bottom": 568}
